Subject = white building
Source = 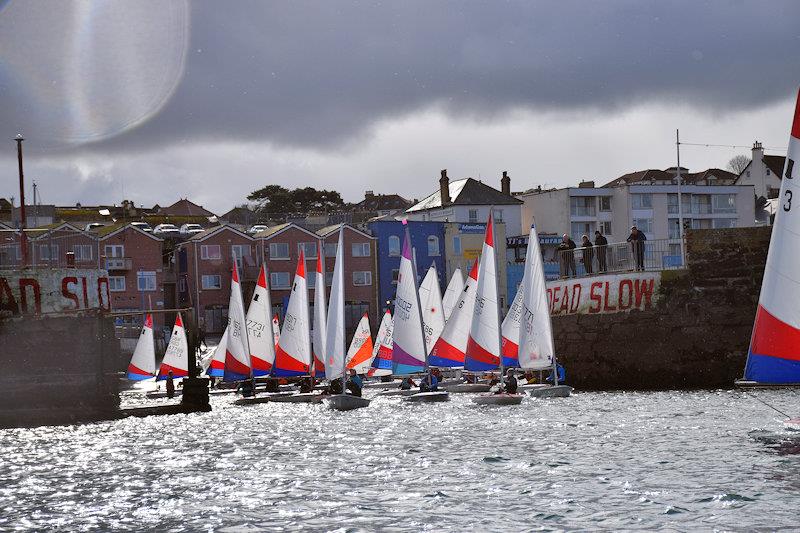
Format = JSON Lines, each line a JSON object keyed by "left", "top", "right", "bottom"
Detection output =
{"left": 405, "top": 170, "right": 523, "bottom": 234}
{"left": 735, "top": 140, "right": 785, "bottom": 200}
{"left": 518, "top": 168, "right": 756, "bottom": 257}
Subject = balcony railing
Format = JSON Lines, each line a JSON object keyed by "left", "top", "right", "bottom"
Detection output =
{"left": 556, "top": 238, "right": 682, "bottom": 279}
{"left": 105, "top": 257, "right": 133, "bottom": 270}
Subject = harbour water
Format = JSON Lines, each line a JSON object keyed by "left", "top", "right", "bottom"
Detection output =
{"left": 1, "top": 390, "right": 799, "bottom": 531}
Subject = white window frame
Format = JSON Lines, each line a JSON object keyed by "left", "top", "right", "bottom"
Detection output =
{"left": 201, "top": 244, "right": 221, "bottom": 260}
{"left": 427, "top": 235, "right": 440, "bottom": 256}
{"left": 38, "top": 244, "right": 59, "bottom": 261}
{"left": 452, "top": 236, "right": 462, "bottom": 255}
{"left": 351, "top": 242, "right": 370, "bottom": 257}
{"left": 73, "top": 244, "right": 94, "bottom": 262}
{"left": 632, "top": 194, "right": 653, "bottom": 210}
{"left": 137, "top": 271, "right": 157, "bottom": 292}
{"left": 270, "top": 271, "right": 291, "bottom": 289}
{"left": 298, "top": 242, "right": 318, "bottom": 259}
{"left": 468, "top": 209, "right": 479, "bottom": 223}
{"left": 231, "top": 244, "right": 251, "bottom": 262}
{"left": 104, "top": 244, "right": 124, "bottom": 258}
{"left": 599, "top": 196, "right": 612, "bottom": 212}
{"left": 493, "top": 208, "right": 504, "bottom": 222}
{"left": 353, "top": 271, "right": 372, "bottom": 286}
{"left": 201, "top": 274, "right": 222, "bottom": 290}
{"left": 391, "top": 268, "right": 400, "bottom": 285}
{"left": 109, "top": 276, "right": 126, "bottom": 292}
{"left": 632, "top": 218, "right": 653, "bottom": 235}
{"left": 600, "top": 221, "right": 612, "bottom": 237}
{"left": 269, "top": 242, "right": 290, "bottom": 260}
{"left": 387, "top": 235, "right": 401, "bottom": 257}
{"left": 324, "top": 243, "right": 338, "bottom": 258}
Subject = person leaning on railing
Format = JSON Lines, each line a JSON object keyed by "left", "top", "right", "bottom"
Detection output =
{"left": 626, "top": 225, "right": 647, "bottom": 271}
{"left": 557, "top": 234, "right": 577, "bottom": 278}
{"left": 580, "top": 234, "right": 594, "bottom": 274}
{"left": 594, "top": 230, "right": 608, "bottom": 272}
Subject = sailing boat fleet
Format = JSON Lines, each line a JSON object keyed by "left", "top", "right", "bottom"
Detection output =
{"left": 126, "top": 214, "right": 571, "bottom": 411}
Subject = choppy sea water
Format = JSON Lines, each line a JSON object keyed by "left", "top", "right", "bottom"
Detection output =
{"left": 1, "top": 390, "right": 800, "bottom": 531}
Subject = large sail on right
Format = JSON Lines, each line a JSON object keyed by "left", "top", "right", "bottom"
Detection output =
{"left": 517, "top": 225, "right": 555, "bottom": 371}
{"left": 745, "top": 89, "right": 800, "bottom": 384}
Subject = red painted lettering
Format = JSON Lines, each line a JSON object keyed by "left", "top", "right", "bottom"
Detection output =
{"left": 81, "top": 277, "right": 89, "bottom": 308}
{"left": 603, "top": 282, "right": 617, "bottom": 312}
{"left": 635, "top": 278, "right": 655, "bottom": 309}
{"left": 618, "top": 279, "right": 633, "bottom": 310}
{"left": 97, "top": 277, "right": 110, "bottom": 311}
{"left": 559, "top": 286, "right": 570, "bottom": 314}
{"left": 0, "top": 277, "right": 19, "bottom": 315}
{"left": 569, "top": 284, "right": 582, "bottom": 313}
{"left": 546, "top": 288, "right": 553, "bottom": 313}
{"left": 589, "top": 282, "right": 602, "bottom": 313}
{"left": 551, "top": 286, "right": 560, "bottom": 315}
{"left": 62, "top": 276, "right": 80, "bottom": 309}
{"left": 19, "top": 278, "right": 41, "bottom": 315}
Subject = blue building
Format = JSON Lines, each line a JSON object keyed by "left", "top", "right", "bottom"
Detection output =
{"left": 367, "top": 220, "right": 446, "bottom": 311}
{"left": 506, "top": 232, "right": 562, "bottom": 304}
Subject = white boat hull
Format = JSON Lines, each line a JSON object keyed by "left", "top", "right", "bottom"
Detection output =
{"left": 403, "top": 391, "right": 450, "bottom": 403}
{"left": 529, "top": 385, "right": 573, "bottom": 398}
{"left": 324, "top": 394, "right": 371, "bottom": 411}
{"left": 444, "top": 383, "right": 491, "bottom": 393}
{"left": 363, "top": 380, "right": 402, "bottom": 389}
{"left": 269, "top": 392, "right": 322, "bottom": 404}
{"left": 519, "top": 383, "right": 550, "bottom": 391}
{"left": 784, "top": 417, "right": 800, "bottom": 431}
{"left": 378, "top": 388, "right": 416, "bottom": 397}
{"left": 473, "top": 393, "right": 524, "bottom": 406}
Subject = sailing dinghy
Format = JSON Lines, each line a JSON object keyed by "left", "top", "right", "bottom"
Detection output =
{"left": 127, "top": 314, "right": 156, "bottom": 382}
{"left": 312, "top": 240, "right": 328, "bottom": 380}
{"left": 324, "top": 228, "right": 371, "bottom": 411}
{"left": 442, "top": 268, "right": 464, "bottom": 322}
{"left": 147, "top": 313, "right": 189, "bottom": 398}
{"left": 470, "top": 212, "right": 524, "bottom": 406}
{"left": 365, "top": 310, "right": 395, "bottom": 386}
{"left": 346, "top": 313, "right": 375, "bottom": 374}
{"left": 248, "top": 264, "right": 277, "bottom": 377}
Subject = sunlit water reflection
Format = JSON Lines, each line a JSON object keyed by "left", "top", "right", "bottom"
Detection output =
{"left": 1, "top": 390, "right": 799, "bottom": 531}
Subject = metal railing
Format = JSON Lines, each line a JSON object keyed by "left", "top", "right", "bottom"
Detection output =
{"left": 556, "top": 238, "right": 683, "bottom": 279}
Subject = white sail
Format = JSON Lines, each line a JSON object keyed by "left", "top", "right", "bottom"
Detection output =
{"left": 127, "top": 314, "right": 156, "bottom": 380}
{"left": 223, "top": 258, "right": 252, "bottom": 382}
{"left": 429, "top": 261, "right": 478, "bottom": 367}
{"left": 442, "top": 268, "right": 464, "bottom": 322}
{"left": 312, "top": 241, "right": 328, "bottom": 378}
{"left": 346, "top": 313, "right": 374, "bottom": 374}
{"left": 369, "top": 310, "right": 394, "bottom": 377}
{"left": 157, "top": 313, "right": 189, "bottom": 380}
{"left": 325, "top": 229, "right": 347, "bottom": 380}
{"left": 207, "top": 327, "right": 228, "bottom": 377}
{"left": 391, "top": 229, "right": 427, "bottom": 374}
{"left": 465, "top": 213, "right": 502, "bottom": 372}
{"left": 274, "top": 250, "right": 312, "bottom": 376}
{"left": 247, "top": 264, "right": 276, "bottom": 376}
{"left": 419, "top": 264, "right": 445, "bottom": 354}
{"left": 517, "top": 224, "right": 555, "bottom": 370}
{"left": 501, "top": 285, "right": 524, "bottom": 366}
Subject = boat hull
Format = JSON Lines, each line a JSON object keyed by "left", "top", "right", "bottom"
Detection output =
{"left": 269, "top": 392, "right": 323, "bottom": 404}
{"left": 234, "top": 392, "right": 293, "bottom": 405}
{"left": 529, "top": 385, "right": 573, "bottom": 398}
{"left": 403, "top": 391, "right": 450, "bottom": 403}
{"left": 145, "top": 390, "right": 182, "bottom": 399}
{"left": 324, "top": 394, "right": 371, "bottom": 411}
{"left": 378, "top": 388, "right": 416, "bottom": 397}
{"left": 734, "top": 379, "right": 800, "bottom": 389}
{"left": 363, "top": 380, "right": 402, "bottom": 389}
{"left": 473, "top": 393, "right": 524, "bottom": 406}
{"left": 444, "top": 383, "right": 491, "bottom": 393}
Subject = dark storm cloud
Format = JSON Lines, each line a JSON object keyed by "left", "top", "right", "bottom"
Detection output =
{"left": 2, "top": 0, "right": 800, "bottom": 153}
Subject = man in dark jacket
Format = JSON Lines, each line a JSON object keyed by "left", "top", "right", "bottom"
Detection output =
{"left": 580, "top": 234, "right": 594, "bottom": 275}
{"left": 503, "top": 368, "right": 518, "bottom": 394}
{"left": 594, "top": 230, "right": 608, "bottom": 272}
{"left": 557, "top": 234, "right": 577, "bottom": 278}
{"left": 626, "top": 226, "right": 647, "bottom": 271}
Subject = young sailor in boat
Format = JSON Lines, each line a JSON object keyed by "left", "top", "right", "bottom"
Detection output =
{"left": 399, "top": 376, "right": 417, "bottom": 390}
{"left": 346, "top": 369, "right": 363, "bottom": 397}
{"left": 419, "top": 370, "right": 439, "bottom": 392}
{"left": 166, "top": 370, "right": 176, "bottom": 399}
{"left": 298, "top": 376, "right": 314, "bottom": 393}
{"left": 501, "top": 368, "right": 518, "bottom": 395}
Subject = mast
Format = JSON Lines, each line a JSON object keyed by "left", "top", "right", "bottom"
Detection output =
{"left": 338, "top": 228, "right": 347, "bottom": 391}
{"left": 491, "top": 208, "right": 504, "bottom": 387}
{"left": 407, "top": 224, "right": 428, "bottom": 371}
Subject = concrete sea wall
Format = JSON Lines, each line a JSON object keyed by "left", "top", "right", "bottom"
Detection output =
{"left": 553, "top": 226, "right": 770, "bottom": 390}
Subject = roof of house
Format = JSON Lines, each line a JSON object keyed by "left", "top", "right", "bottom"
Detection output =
{"left": 763, "top": 155, "right": 787, "bottom": 178}
{"left": 98, "top": 223, "right": 163, "bottom": 241}
{"left": 354, "top": 193, "right": 412, "bottom": 213}
{"left": 603, "top": 167, "right": 738, "bottom": 188}
{"left": 316, "top": 223, "right": 375, "bottom": 239}
{"left": 253, "top": 222, "right": 319, "bottom": 240}
{"left": 159, "top": 199, "right": 215, "bottom": 217}
{"left": 220, "top": 206, "right": 261, "bottom": 224}
{"left": 406, "top": 178, "right": 522, "bottom": 213}
{"left": 186, "top": 224, "right": 253, "bottom": 242}
{"left": 29, "top": 222, "right": 92, "bottom": 240}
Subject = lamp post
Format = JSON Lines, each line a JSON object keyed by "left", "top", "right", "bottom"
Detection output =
{"left": 15, "top": 134, "right": 28, "bottom": 266}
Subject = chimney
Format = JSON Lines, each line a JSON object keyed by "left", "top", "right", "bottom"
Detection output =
{"left": 752, "top": 140, "right": 764, "bottom": 163}
{"left": 578, "top": 180, "right": 595, "bottom": 188}
{"left": 439, "top": 169, "right": 451, "bottom": 206}
{"left": 365, "top": 190, "right": 374, "bottom": 199}
{"left": 501, "top": 171, "right": 511, "bottom": 196}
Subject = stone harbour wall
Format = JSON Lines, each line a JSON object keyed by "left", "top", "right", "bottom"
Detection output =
{"left": 553, "top": 226, "right": 771, "bottom": 390}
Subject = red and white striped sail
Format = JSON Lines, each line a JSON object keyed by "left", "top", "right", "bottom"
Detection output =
{"left": 428, "top": 260, "right": 478, "bottom": 367}
{"left": 207, "top": 326, "right": 228, "bottom": 377}
{"left": 369, "top": 309, "right": 393, "bottom": 376}
{"left": 501, "top": 286, "right": 524, "bottom": 367}
{"left": 745, "top": 88, "right": 800, "bottom": 383}
{"left": 517, "top": 225, "right": 555, "bottom": 370}
{"left": 325, "top": 229, "right": 347, "bottom": 380}
{"left": 465, "top": 213, "right": 502, "bottom": 372}
{"left": 312, "top": 241, "right": 328, "bottom": 378}
{"left": 419, "top": 264, "right": 445, "bottom": 354}
{"left": 346, "top": 313, "right": 374, "bottom": 374}
{"left": 223, "top": 259, "right": 252, "bottom": 382}
{"left": 274, "top": 250, "right": 312, "bottom": 376}
{"left": 127, "top": 314, "right": 156, "bottom": 380}
{"left": 442, "top": 268, "right": 464, "bottom": 322}
{"left": 272, "top": 314, "right": 280, "bottom": 348}
{"left": 157, "top": 313, "right": 189, "bottom": 380}
{"left": 247, "top": 264, "right": 276, "bottom": 376}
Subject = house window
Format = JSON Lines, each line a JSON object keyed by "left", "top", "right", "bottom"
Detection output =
{"left": 231, "top": 244, "right": 251, "bottom": 262}
{"left": 599, "top": 196, "right": 612, "bottom": 212}
{"left": 668, "top": 219, "right": 681, "bottom": 240}
{"left": 298, "top": 242, "right": 317, "bottom": 259}
{"left": 201, "top": 274, "right": 221, "bottom": 290}
{"left": 468, "top": 209, "right": 479, "bottom": 223}
{"left": 691, "top": 219, "right": 712, "bottom": 230}
{"left": 353, "top": 271, "right": 372, "bottom": 286}
{"left": 570, "top": 222, "right": 595, "bottom": 241}
{"left": 325, "top": 271, "right": 334, "bottom": 286}
{"left": 388, "top": 235, "right": 401, "bottom": 256}
{"left": 109, "top": 276, "right": 126, "bottom": 292}
{"left": 38, "top": 244, "right": 59, "bottom": 261}
{"left": 391, "top": 269, "right": 400, "bottom": 284}
{"left": 137, "top": 271, "right": 157, "bottom": 291}
{"left": 352, "top": 242, "right": 370, "bottom": 257}
{"left": 269, "top": 242, "right": 290, "bottom": 259}
{"left": 631, "top": 194, "right": 653, "bottom": 209}
{"left": 713, "top": 218, "right": 736, "bottom": 229}
{"left": 105, "top": 244, "right": 124, "bottom": 258}
{"left": 72, "top": 244, "right": 93, "bottom": 261}
{"left": 493, "top": 209, "right": 504, "bottom": 222}
{"left": 270, "top": 271, "right": 291, "bottom": 289}
{"left": 452, "top": 236, "right": 462, "bottom": 255}
{"left": 712, "top": 194, "right": 736, "bottom": 214}
{"left": 570, "top": 196, "right": 595, "bottom": 216}
{"left": 178, "top": 278, "right": 187, "bottom": 293}
{"left": 324, "top": 243, "right": 338, "bottom": 258}
{"left": 427, "top": 236, "right": 440, "bottom": 256}
{"left": 632, "top": 218, "right": 653, "bottom": 236}
{"left": 600, "top": 221, "right": 612, "bottom": 237}
{"left": 766, "top": 168, "right": 771, "bottom": 176}
{"left": 201, "top": 244, "right": 221, "bottom": 260}
{"left": 345, "top": 302, "right": 370, "bottom": 330}
{"left": 691, "top": 195, "right": 712, "bottom": 215}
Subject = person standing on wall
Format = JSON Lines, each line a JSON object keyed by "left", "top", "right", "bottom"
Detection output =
{"left": 557, "top": 234, "right": 577, "bottom": 278}
{"left": 580, "top": 234, "right": 594, "bottom": 275}
{"left": 626, "top": 225, "right": 647, "bottom": 271}
{"left": 594, "top": 230, "right": 608, "bottom": 272}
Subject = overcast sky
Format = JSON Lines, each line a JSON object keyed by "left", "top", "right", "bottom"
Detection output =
{"left": 1, "top": 0, "right": 798, "bottom": 214}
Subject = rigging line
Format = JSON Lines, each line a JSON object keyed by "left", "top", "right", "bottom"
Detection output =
{"left": 679, "top": 141, "right": 788, "bottom": 150}
{"left": 741, "top": 389, "right": 791, "bottom": 418}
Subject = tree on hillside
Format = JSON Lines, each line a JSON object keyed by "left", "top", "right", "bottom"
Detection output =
{"left": 247, "top": 185, "right": 346, "bottom": 214}
{"left": 727, "top": 154, "right": 751, "bottom": 175}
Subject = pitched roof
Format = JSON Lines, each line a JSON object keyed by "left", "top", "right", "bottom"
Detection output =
{"left": 407, "top": 177, "right": 521, "bottom": 213}
{"left": 354, "top": 193, "right": 412, "bottom": 212}
{"left": 603, "top": 167, "right": 738, "bottom": 188}
{"left": 317, "top": 223, "right": 375, "bottom": 239}
{"left": 186, "top": 224, "right": 253, "bottom": 242}
{"left": 159, "top": 199, "right": 215, "bottom": 217}
{"left": 253, "top": 222, "right": 319, "bottom": 240}
{"left": 763, "top": 155, "right": 786, "bottom": 178}
{"left": 98, "top": 223, "right": 163, "bottom": 242}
